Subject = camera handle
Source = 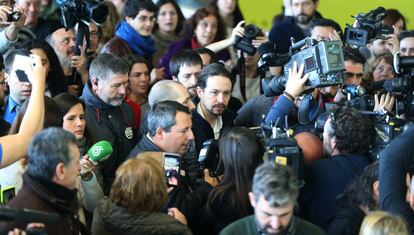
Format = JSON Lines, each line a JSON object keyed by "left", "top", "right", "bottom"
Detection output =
{"left": 71, "top": 20, "right": 91, "bottom": 84}
{"left": 298, "top": 93, "right": 323, "bottom": 125}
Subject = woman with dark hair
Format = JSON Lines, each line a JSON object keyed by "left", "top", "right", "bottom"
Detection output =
{"left": 123, "top": 54, "right": 151, "bottom": 130}
{"left": 383, "top": 9, "right": 407, "bottom": 32}
{"left": 53, "top": 92, "right": 104, "bottom": 224}
{"left": 159, "top": 7, "right": 230, "bottom": 78}
{"left": 17, "top": 39, "right": 67, "bottom": 97}
{"left": 327, "top": 161, "right": 380, "bottom": 235}
{"left": 200, "top": 127, "right": 264, "bottom": 234}
{"left": 92, "top": 155, "right": 191, "bottom": 235}
{"left": 210, "top": 0, "right": 244, "bottom": 30}
{"left": 152, "top": 0, "right": 185, "bottom": 66}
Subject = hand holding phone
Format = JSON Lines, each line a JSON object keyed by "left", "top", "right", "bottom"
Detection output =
{"left": 164, "top": 153, "right": 181, "bottom": 187}
{"left": 14, "top": 54, "right": 46, "bottom": 87}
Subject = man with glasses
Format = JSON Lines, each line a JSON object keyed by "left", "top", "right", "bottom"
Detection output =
{"left": 101, "top": 0, "right": 156, "bottom": 62}
{"left": 101, "top": 0, "right": 164, "bottom": 82}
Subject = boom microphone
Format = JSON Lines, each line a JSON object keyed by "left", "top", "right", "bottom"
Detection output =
{"left": 87, "top": 141, "right": 113, "bottom": 164}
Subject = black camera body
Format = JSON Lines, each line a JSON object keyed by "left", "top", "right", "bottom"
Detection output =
{"left": 344, "top": 7, "right": 393, "bottom": 47}
{"left": 261, "top": 125, "right": 304, "bottom": 185}
{"left": 57, "top": 0, "right": 108, "bottom": 29}
{"left": 262, "top": 38, "right": 344, "bottom": 96}
{"left": 234, "top": 24, "right": 262, "bottom": 55}
{"left": 198, "top": 139, "right": 222, "bottom": 177}
{"left": 7, "top": 11, "right": 21, "bottom": 22}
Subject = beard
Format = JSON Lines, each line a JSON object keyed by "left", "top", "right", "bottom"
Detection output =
{"left": 295, "top": 13, "right": 312, "bottom": 24}
{"left": 98, "top": 90, "right": 124, "bottom": 106}
{"left": 206, "top": 103, "right": 226, "bottom": 117}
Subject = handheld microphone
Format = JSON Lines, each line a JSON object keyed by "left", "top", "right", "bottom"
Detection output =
{"left": 0, "top": 206, "right": 60, "bottom": 224}
{"left": 87, "top": 141, "right": 113, "bottom": 165}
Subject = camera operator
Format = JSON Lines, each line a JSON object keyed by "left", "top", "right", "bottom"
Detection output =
{"left": 220, "top": 162, "right": 325, "bottom": 235}
{"left": 0, "top": 3, "right": 26, "bottom": 54}
{"left": 379, "top": 124, "right": 414, "bottom": 234}
{"left": 398, "top": 30, "right": 414, "bottom": 57}
{"left": 299, "top": 106, "right": 374, "bottom": 231}
{"left": 264, "top": 62, "right": 315, "bottom": 126}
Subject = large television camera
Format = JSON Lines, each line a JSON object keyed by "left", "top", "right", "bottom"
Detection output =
{"left": 344, "top": 7, "right": 394, "bottom": 47}
{"left": 56, "top": 0, "right": 108, "bottom": 30}
{"left": 261, "top": 124, "right": 304, "bottom": 185}
{"left": 262, "top": 37, "right": 344, "bottom": 96}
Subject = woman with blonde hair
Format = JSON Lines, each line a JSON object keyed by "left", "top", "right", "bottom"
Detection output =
{"left": 359, "top": 211, "right": 408, "bottom": 235}
{"left": 92, "top": 156, "right": 191, "bottom": 235}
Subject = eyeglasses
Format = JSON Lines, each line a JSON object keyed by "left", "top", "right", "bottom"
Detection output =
{"left": 137, "top": 15, "right": 156, "bottom": 23}
{"left": 344, "top": 72, "right": 364, "bottom": 80}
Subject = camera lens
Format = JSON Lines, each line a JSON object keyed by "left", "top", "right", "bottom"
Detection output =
{"left": 7, "top": 11, "right": 21, "bottom": 22}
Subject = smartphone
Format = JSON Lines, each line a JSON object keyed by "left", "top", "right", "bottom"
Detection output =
{"left": 164, "top": 153, "right": 181, "bottom": 186}
{"left": 14, "top": 54, "right": 33, "bottom": 83}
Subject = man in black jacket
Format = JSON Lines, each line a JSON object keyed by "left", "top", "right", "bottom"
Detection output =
{"left": 81, "top": 53, "right": 137, "bottom": 194}
{"left": 193, "top": 63, "right": 236, "bottom": 154}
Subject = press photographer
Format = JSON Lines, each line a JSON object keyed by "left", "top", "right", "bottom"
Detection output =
{"left": 0, "top": 3, "right": 26, "bottom": 54}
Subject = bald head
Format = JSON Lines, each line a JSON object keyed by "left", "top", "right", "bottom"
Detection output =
{"left": 148, "top": 80, "right": 195, "bottom": 110}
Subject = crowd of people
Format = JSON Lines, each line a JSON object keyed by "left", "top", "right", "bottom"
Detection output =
{"left": 0, "top": 0, "right": 414, "bottom": 234}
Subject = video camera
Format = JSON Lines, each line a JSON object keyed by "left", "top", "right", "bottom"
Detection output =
{"left": 56, "top": 0, "right": 108, "bottom": 30}
{"left": 198, "top": 139, "right": 222, "bottom": 177}
{"left": 344, "top": 7, "right": 394, "bottom": 47}
{"left": 262, "top": 37, "right": 344, "bottom": 96}
{"left": 234, "top": 24, "right": 263, "bottom": 55}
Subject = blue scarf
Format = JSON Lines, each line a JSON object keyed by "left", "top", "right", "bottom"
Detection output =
{"left": 115, "top": 20, "right": 156, "bottom": 57}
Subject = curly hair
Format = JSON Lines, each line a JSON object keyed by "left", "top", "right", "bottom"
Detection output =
{"left": 327, "top": 106, "right": 374, "bottom": 155}
{"left": 336, "top": 161, "right": 379, "bottom": 211}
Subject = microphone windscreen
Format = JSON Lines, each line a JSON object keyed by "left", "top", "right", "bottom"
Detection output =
{"left": 87, "top": 140, "right": 113, "bottom": 164}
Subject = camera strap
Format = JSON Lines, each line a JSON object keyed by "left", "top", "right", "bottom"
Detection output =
{"left": 238, "top": 53, "right": 247, "bottom": 102}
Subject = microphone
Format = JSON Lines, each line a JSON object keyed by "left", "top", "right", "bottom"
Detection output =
{"left": 87, "top": 141, "right": 113, "bottom": 165}
{"left": 0, "top": 206, "right": 60, "bottom": 224}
